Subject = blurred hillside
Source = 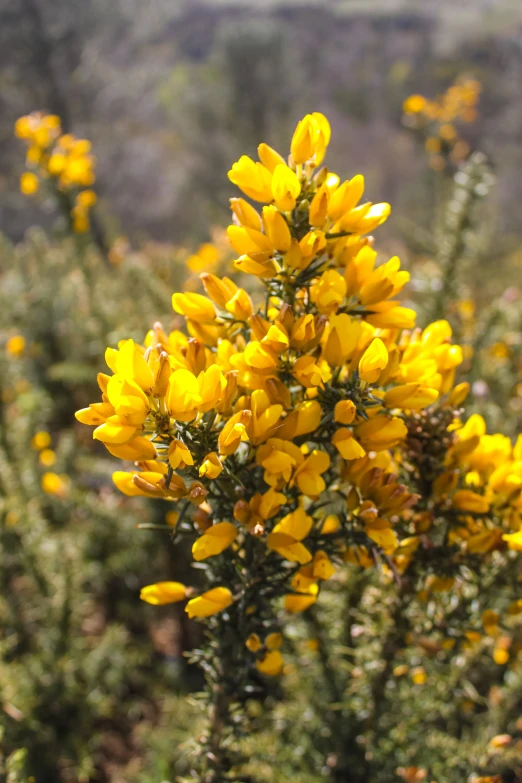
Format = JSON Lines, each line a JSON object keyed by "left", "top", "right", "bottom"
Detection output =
{"left": 2, "top": 0, "right": 522, "bottom": 251}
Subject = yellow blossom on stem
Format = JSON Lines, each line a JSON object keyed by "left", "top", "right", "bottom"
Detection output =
{"left": 192, "top": 522, "right": 238, "bottom": 562}
{"left": 186, "top": 587, "right": 234, "bottom": 619}
{"left": 140, "top": 582, "right": 188, "bottom": 605}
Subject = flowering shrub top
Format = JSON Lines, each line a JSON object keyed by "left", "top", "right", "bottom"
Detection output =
{"left": 15, "top": 112, "right": 97, "bottom": 232}
{"left": 75, "top": 112, "right": 521, "bottom": 678}
{"left": 403, "top": 78, "right": 481, "bottom": 170}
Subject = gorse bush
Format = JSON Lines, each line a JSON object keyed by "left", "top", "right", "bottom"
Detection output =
{"left": 72, "top": 112, "right": 522, "bottom": 783}
{"left": 0, "top": 215, "right": 221, "bottom": 781}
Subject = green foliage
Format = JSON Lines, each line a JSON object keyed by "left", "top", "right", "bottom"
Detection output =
{"left": 0, "top": 235, "right": 194, "bottom": 782}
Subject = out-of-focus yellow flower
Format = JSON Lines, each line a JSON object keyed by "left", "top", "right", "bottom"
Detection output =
{"left": 256, "top": 650, "right": 284, "bottom": 676}
{"left": 16, "top": 112, "right": 97, "bottom": 232}
{"left": 502, "top": 531, "right": 522, "bottom": 552}
{"left": 32, "top": 431, "right": 51, "bottom": 450}
{"left": 6, "top": 335, "right": 26, "bottom": 356}
{"left": 489, "top": 734, "right": 512, "bottom": 748}
{"left": 39, "top": 449, "right": 56, "bottom": 467}
{"left": 411, "top": 667, "right": 427, "bottom": 685}
{"left": 20, "top": 172, "right": 39, "bottom": 195}
{"left": 246, "top": 634, "right": 262, "bottom": 652}
{"left": 403, "top": 94, "right": 427, "bottom": 114}
{"left": 140, "top": 582, "right": 188, "bottom": 605}
{"left": 41, "top": 472, "right": 68, "bottom": 497}
{"left": 492, "top": 648, "right": 510, "bottom": 665}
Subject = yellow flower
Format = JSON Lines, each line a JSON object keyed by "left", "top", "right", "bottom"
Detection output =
{"left": 32, "top": 431, "right": 51, "bottom": 450}
{"left": 449, "top": 382, "right": 470, "bottom": 406}
{"left": 108, "top": 339, "right": 154, "bottom": 391}
{"left": 192, "top": 522, "right": 238, "bottom": 561}
{"left": 265, "top": 632, "right": 283, "bottom": 649}
{"left": 411, "top": 667, "right": 427, "bottom": 685}
{"left": 227, "top": 225, "right": 272, "bottom": 258}
{"left": 93, "top": 415, "right": 138, "bottom": 445}
{"left": 332, "top": 429, "right": 366, "bottom": 460}
{"left": 186, "top": 587, "right": 234, "bottom": 619}
{"left": 105, "top": 436, "right": 157, "bottom": 462}
{"left": 140, "top": 582, "right": 187, "bottom": 605}
{"left": 168, "top": 439, "right": 194, "bottom": 470}
{"left": 452, "top": 489, "right": 490, "bottom": 514}
{"left": 256, "top": 650, "right": 284, "bottom": 676}
{"left": 20, "top": 172, "right": 39, "bottom": 195}
{"left": 312, "top": 551, "right": 335, "bottom": 580}
{"left": 356, "top": 415, "right": 408, "bottom": 452}
{"left": 166, "top": 369, "right": 201, "bottom": 422}
{"left": 384, "top": 383, "right": 439, "bottom": 410}
{"left": 230, "top": 198, "right": 261, "bottom": 231}
{"left": 309, "top": 184, "right": 330, "bottom": 227}
{"left": 106, "top": 375, "right": 149, "bottom": 425}
{"left": 284, "top": 582, "right": 319, "bottom": 613}
{"left": 262, "top": 205, "right": 292, "bottom": 252}
{"left": 187, "top": 242, "right": 221, "bottom": 273}
{"left": 246, "top": 633, "right": 262, "bottom": 652}
{"left": 256, "top": 438, "right": 303, "bottom": 487}
{"left": 339, "top": 202, "right": 390, "bottom": 235}
{"left": 403, "top": 94, "right": 426, "bottom": 114}
{"left": 365, "top": 518, "right": 398, "bottom": 553}
{"left": 292, "top": 355, "right": 328, "bottom": 388}
{"left": 6, "top": 335, "right": 26, "bottom": 356}
{"left": 247, "top": 389, "right": 283, "bottom": 445}
{"left": 502, "top": 530, "right": 522, "bottom": 552}
{"left": 41, "top": 472, "right": 68, "bottom": 497}
{"left": 257, "top": 142, "right": 286, "bottom": 172}
{"left": 75, "top": 402, "right": 114, "bottom": 427}
{"left": 266, "top": 508, "right": 313, "bottom": 564}
{"left": 172, "top": 292, "right": 216, "bottom": 321}
{"left": 492, "top": 648, "right": 509, "bottom": 665}
{"left": 218, "top": 410, "right": 252, "bottom": 455}
{"left": 271, "top": 164, "right": 301, "bottom": 212}
{"left": 358, "top": 338, "right": 388, "bottom": 383}
{"left": 277, "top": 400, "right": 322, "bottom": 439}
{"left": 310, "top": 271, "right": 346, "bottom": 315}
{"left": 292, "top": 449, "right": 330, "bottom": 497}
{"left": 321, "top": 515, "right": 341, "bottom": 534}
{"left": 199, "top": 452, "right": 223, "bottom": 479}
{"left": 243, "top": 341, "right": 278, "bottom": 373}
{"left": 290, "top": 112, "right": 330, "bottom": 165}
{"left": 322, "top": 314, "right": 360, "bottom": 366}
{"left": 334, "top": 400, "right": 356, "bottom": 424}
{"left": 228, "top": 156, "right": 273, "bottom": 202}
{"left": 489, "top": 734, "right": 512, "bottom": 748}
{"left": 39, "top": 449, "right": 56, "bottom": 467}
{"left": 365, "top": 303, "right": 416, "bottom": 329}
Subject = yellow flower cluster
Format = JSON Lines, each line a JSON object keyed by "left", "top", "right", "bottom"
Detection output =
{"left": 76, "top": 111, "right": 511, "bottom": 674}
{"left": 387, "top": 400, "right": 522, "bottom": 653}
{"left": 403, "top": 78, "right": 480, "bottom": 170}
{"left": 442, "top": 415, "right": 522, "bottom": 553}
{"left": 15, "top": 112, "right": 97, "bottom": 232}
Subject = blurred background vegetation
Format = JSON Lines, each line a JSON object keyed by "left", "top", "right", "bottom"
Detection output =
{"left": 0, "top": 1, "right": 521, "bottom": 781}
